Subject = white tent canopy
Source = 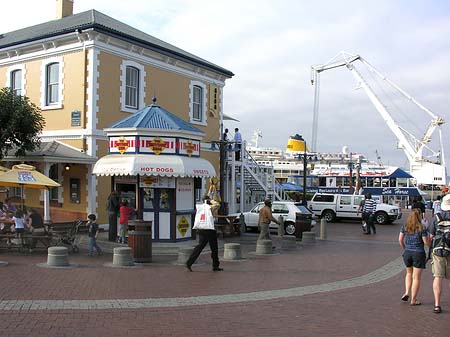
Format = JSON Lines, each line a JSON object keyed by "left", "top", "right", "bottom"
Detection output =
{"left": 93, "top": 154, "right": 216, "bottom": 178}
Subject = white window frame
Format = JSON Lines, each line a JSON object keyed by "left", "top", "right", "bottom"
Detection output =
{"left": 6, "top": 64, "right": 26, "bottom": 96}
{"left": 189, "top": 80, "right": 207, "bottom": 126}
{"left": 40, "top": 57, "right": 64, "bottom": 110}
{"left": 120, "top": 60, "right": 145, "bottom": 113}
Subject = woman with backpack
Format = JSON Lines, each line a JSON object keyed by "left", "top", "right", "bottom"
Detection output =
{"left": 398, "top": 208, "right": 431, "bottom": 306}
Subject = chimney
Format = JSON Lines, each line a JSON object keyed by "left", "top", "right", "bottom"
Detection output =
{"left": 56, "top": 0, "right": 74, "bottom": 19}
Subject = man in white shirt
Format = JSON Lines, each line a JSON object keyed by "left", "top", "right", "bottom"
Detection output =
{"left": 432, "top": 195, "right": 442, "bottom": 217}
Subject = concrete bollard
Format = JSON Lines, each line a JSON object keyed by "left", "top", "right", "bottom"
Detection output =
{"left": 223, "top": 243, "right": 242, "bottom": 260}
{"left": 302, "top": 231, "right": 316, "bottom": 243}
{"left": 256, "top": 239, "right": 273, "bottom": 254}
{"left": 177, "top": 247, "right": 194, "bottom": 264}
{"left": 277, "top": 215, "right": 284, "bottom": 237}
{"left": 281, "top": 236, "right": 297, "bottom": 250}
{"left": 320, "top": 218, "right": 327, "bottom": 240}
{"left": 47, "top": 246, "right": 69, "bottom": 267}
{"left": 113, "top": 247, "right": 134, "bottom": 266}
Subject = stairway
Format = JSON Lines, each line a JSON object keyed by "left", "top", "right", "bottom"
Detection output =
{"left": 225, "top": 144, "right": 282, "bottom": 213}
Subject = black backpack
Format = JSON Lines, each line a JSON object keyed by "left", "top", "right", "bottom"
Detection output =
{"left": 432, "top": 213, "right": 450, "bottom": 257}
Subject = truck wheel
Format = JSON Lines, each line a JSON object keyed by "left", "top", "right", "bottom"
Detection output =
{"left": 284, "top": 222, "right": 296, "bottom": 235}
{"left": 322, "top": 210, "right": 336, "bottom": 223}
{"left": 375, "top": 212, "right": 388, "bottom": 225}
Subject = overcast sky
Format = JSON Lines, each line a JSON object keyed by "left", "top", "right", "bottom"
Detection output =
{"left": 1, "top": 0, "right": 449, "bottom": 170}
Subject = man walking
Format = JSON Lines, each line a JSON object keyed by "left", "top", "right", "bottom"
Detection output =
{"left": 258, "top": 199, "right": 282, "bottom": 241}
{"left": 186, "top": 195, "right": 223, "bottom": 272}
{"left": 107, "top": 190, "right": 120, "bottom": 241}
{"left": 429, "top": 194, "right": 450, "bottom": 314}
{"left": 363, "top": 193, "right": 377, "bottom": 235}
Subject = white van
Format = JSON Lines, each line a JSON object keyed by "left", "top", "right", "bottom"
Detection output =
{"left": 309, "top": 193, "right": 402, "bottom": 224}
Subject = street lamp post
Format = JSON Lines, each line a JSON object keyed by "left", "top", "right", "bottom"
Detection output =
{"left": 297, "top": 137, "right": 316, "bottom": 206}
{"left": 302, "top": 145, "right": 307, "bottom": 206}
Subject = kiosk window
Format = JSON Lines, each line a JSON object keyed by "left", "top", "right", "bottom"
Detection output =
{"left": 143, "top": 188, "right": 154, "bottom": 209}
{"left": 159, "top": 189, "right": 170, "bottom": 210}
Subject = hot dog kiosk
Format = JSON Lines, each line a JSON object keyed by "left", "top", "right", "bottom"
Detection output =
{"left": 93, "top": 103, "right": 216, "bottom": 242}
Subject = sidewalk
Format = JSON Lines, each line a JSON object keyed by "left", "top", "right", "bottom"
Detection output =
{"left": 0, "top": 215, "right": 448, "bottom": 337}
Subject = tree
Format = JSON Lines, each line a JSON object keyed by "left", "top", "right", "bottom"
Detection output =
{"left": 0, "top": 87, "right": 45, "bottom": 160}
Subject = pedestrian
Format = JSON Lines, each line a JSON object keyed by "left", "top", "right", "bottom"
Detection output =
{"left": 432, "top": 195, "right": 442, "bottom": 217}
{"left": 399, "top": 208, "right": 430, "bottom": 306}
{"left": 27, "top": 208, "right": 46, "bottom": 252}
{"left": 186, "top": 195, "right": 222, "bottom": 272}
{"left": 87, "top": 214, "right": 102, "bottom": 256}
{"left": 12, "top": 209, "right": 25, "bottom": 246}
{"left": 357, "top": 197, "right": 366, "bottom": 232}
{"left": 234, "top": 127, "right": 242, "bottom": 161}
{"left": 2, "top": 197, "right": 17, "bottom": 216}
{"left": 107, "top": 190, "right": 120, "bottom": 242}
{"left": 258, "top": 199, "right": 282, "bottom": 241}
{"left": 118, "top": 200, "right": 135, "bottom": 244}
{"left": 222, "top": 128, "right": 229, "bottom": 142}
{"left": 223, "top": 128, "right": 232, "bottom": 151}
{"left": 12, "top": 208, "right": 25, "bottom": 232}
{"left": 429, "top": 194, "right": 450, "bottom": 314}
{"left": 362, "top": 193, "right": 377, "bottom": 235}
{"left": 411, "top": 195, "right": 426, "bottom": 216}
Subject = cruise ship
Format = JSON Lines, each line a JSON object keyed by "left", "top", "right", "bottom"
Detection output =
{"left": 245, "top": 132, "right": 425, "bottom": 207}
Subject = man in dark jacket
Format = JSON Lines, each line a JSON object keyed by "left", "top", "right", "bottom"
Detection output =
{"left": 107, "top": 191, "right": 120, "bottom": 241}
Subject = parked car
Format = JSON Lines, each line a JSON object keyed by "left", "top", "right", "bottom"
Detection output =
{"left": 309, "top": 193, "right": 402, "bottom": 224}
{"left": 230, "top": 201, "right": 315, "bottom": 235}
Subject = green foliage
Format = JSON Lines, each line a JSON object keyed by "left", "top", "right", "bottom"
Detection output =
{"left": 0, "top": 87, "right": 45, "bottom": 159}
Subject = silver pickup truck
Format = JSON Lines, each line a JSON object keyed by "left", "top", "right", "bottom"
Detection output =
{"left": 309, "top": 193, "right": 402, "bottom": 224}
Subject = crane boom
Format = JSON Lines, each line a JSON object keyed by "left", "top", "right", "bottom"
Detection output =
{"left": 311, "top": 52, "right": 447, "bottom": 185}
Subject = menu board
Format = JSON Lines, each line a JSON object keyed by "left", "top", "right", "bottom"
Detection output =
{"left": 176, "top": 178, "right": 194, "bottom": 211}
{"left": 139, "top": 176, "right": 175, "bottom": 188}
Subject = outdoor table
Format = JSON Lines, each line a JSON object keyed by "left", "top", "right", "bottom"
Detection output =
{"left": 214, "top": 215, "right": 239, "bottom": 237}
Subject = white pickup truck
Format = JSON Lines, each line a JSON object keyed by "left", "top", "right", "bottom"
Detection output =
{"left": 309, "top": 193, "right": 402, "bottom": 224}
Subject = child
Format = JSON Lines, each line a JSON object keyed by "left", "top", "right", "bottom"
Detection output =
{"left": 119, "top": 200, "right": 135, "bottom": 244}
{"left": 87, "top": 214, "right": 102, "bottom": 256}
{"left": 12, "top": 209, "right": 25, "bottom": 235}
{"left": 12, "top": 209, "right": 26, "bottom": 246}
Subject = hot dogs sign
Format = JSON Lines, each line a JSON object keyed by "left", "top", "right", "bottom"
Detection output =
{"left": 109, "top": 136, "right": 200, "bottom": 157}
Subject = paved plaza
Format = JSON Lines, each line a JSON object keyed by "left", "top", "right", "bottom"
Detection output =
{"left": 0, "top": 213, "right": 448, "bottom": 337}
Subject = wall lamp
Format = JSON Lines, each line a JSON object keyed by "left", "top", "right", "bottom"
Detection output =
{"left": 64, "top": 164, "right": 71, "bottom": 171}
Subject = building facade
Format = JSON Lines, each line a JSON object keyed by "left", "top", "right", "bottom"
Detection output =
{"left": 0, "top": 0, "right": 233, "bottom": 222}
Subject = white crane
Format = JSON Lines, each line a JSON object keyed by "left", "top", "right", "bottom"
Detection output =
{"left": 311, "top": 52, "right": 446, "bottom": 186}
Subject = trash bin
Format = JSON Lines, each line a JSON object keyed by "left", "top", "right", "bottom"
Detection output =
{"left": 294, "top": 207, "right": 312, "bottom": 240}
{"left": 128, "top": 220, "right": 152, "bottom": 263}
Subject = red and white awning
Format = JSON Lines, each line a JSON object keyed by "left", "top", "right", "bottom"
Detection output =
{"left": 93, "top": 154, "right": 216, "bottom": 178}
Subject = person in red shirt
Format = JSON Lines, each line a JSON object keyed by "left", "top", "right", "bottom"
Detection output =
{"left": 118, "top": 200, "right": 135, "bottom": 243}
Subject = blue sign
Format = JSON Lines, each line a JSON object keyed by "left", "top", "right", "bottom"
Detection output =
{"left": 306, "top": 186, "right": 421, "bottom": 196}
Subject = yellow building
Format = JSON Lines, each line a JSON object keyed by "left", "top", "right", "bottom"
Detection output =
{"left": 0, "top": 0, "right": 233, "bottom": 223}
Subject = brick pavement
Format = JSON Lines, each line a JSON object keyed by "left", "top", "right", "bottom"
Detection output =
{"left": 0, "top": 213, "right": 448, "bottom": 336}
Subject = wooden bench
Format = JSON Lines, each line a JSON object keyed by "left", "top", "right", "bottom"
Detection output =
{"left": 0, "top": 233, "right": 53, "bottom": 252}
{"left": 0, "top": 220, "right": 88, "bottom": 252}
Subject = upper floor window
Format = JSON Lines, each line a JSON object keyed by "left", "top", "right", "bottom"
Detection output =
{"left": 6, "top": 65, "right": 26, "bottom": 96}
{"left": 10, "top": 70, "right": 22, "bottom": 96}
{"left": 40, "top": 57, "right": 63, "bottom": 109}
{"left": 192, "top": 85, "right": 203, "bottom": 121}
{"left": 189, "top": 80, "right": 207, "bottom": 125}
{"left": 46, "top": 63, "right": 59, "bottom": 105}
{"left": 120, "top": 60, "right": 145, "bottom": 113}
{"left": 125, "top": 66, "right": 139, "bottom": 109}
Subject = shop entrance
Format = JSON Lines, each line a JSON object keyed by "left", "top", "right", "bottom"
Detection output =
{"left": 117, "top": 183, "right": 137, "bottom": 208}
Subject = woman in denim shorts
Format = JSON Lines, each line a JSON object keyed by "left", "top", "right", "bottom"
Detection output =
{"left": 398, "top": 208, "right": 430, "bottom": 306}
